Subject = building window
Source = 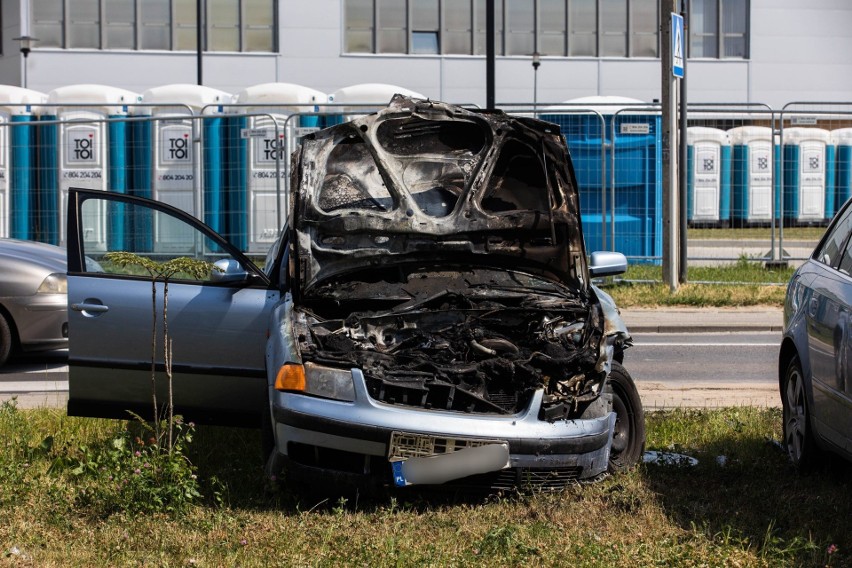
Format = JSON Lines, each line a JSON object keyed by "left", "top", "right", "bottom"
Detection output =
{"left": 68, "top": 0, "right": 101, "bottom": 48}
{"left": 174, "top": 0, "right": 198, "bottom": 51}
{"left": 30, "top": 0, "right": 277, "bottom": 52}
{"left": 630, "top": 0, "right": 657, "bottom": 57}
{"left": 689, "top": 0, "right": 748, "bottom": 59}
{"left": 104, "top": 0, "right": 136, "bottom": 49}
{"left": 343, "top": 0, "right": 664, "bottom": 58}
{"left": 33, "top": 1, "right": 65, "bottom": 48}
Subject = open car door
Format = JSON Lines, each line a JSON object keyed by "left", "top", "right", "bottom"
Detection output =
{"left": 66, "top": 188, "right": 281, "bottom": 427}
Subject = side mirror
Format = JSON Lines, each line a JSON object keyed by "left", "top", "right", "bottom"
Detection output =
{"left": 210, "top": 258, "right": 250, "bottom": 284}
{"left": 589, "top": 251, "right": 628, "bottom": 277}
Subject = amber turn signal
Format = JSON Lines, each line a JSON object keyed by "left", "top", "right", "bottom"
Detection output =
{"left": 275, "top": 363, "right": 306, "bottom": 392}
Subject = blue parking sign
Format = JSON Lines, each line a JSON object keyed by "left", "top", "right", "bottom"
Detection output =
{"left": 672, "top": 13, "right": 685, "bottom": 78}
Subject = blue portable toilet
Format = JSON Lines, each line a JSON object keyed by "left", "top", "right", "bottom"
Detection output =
{"left": 230, "top": 83, "right": 327, "bottom": 252}
{"left": 832, "top": 128, "right": 852, "bottom": 212}
{"left": 729, "top": 126, "right": 780, "bottom": 225}
{"left": 782, "top": 127, "right": 835, "bottom": 224}
{"left": 40, "top": 84, "right": 140, "bottom": 248}
{"left": 541, "top": 96, "right": 662, "bottom": 262}
{"left": 327, "top": 83, "right": 425, "bottom": 126}
{"left": 0, "top": 86, "right": 46, "bottom": 239}
{"left": 136, "top": 84, "right": 232, "bottom": 253}
{"left": 686, "top": 127, "right": 731, "bottom": 226}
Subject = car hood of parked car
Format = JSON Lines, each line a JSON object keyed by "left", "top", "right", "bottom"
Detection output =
{"left": 0, "top": 238, "right": 67, "bottom": 273}
{"left": 289, "top": 95, "right": 588, "bottom": 296}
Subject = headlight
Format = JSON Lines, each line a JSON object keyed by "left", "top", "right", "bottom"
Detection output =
{"left": 275, "top": 362, "right": 355, "bottom": 402}
{"left": 37, "top": 273, "right": 67, "bottom": 294}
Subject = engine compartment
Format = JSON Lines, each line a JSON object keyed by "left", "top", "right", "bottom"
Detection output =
{"left": 295, "top": 268, "right": 608, "bottom": 420}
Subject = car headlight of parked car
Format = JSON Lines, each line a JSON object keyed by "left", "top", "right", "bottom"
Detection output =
{"left": 275, "top": 361, "right": 356, "bottom": 402}
{"left": 37, "top": 273, "right": 67, "bottom": 294}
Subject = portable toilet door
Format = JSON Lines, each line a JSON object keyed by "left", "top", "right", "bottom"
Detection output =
{"left": 137, "top": 84, "right": 232, "bottom": 253}
{"left": 782, "top": 127, "right": 834, "bottom": 224}
{"left": 231, "top": 83, "right": 326, "bottom": 253}
{"left": 0, "top": 86, "right": 45, "bottom": 239}
{"left": 832, "top": 128, "right": 852, "bottom": 211}
{"left": 41, "top": 84, "right": 139, "bottom": 249}
{"left": 686, "top": 127, "right": 731, "bottom": 226}
{"left": 729, "top": 126, "right": 777, "bottom": 225}
{"left": 328, "top": 83, "right": 425, "bottom": 125}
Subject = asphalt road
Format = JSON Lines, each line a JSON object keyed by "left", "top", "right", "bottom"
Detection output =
{"left": 0, "top": 350, "right": 69, "bottom": 409}
{"left": 0, "top": 332, "right": 782, "bottom": 409}
{"left": 627, "top": 331, "right": 780, "bottom": 409}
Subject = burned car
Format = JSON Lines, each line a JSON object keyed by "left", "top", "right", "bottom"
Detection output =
{"left": 65, "top": 96, "right": 644, "bottom": 490}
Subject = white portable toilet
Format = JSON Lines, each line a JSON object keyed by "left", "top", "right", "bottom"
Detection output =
{"left": 0, "top": 86, "right": 46, "bottom": 239}
{"left": 782, "top": 127, "right": 835, "bottom": 223}
{"left": 41, "top": 84, "right": 141, "bottom": 249}
{"left": 729, "top": 126, "right": 778, "bottom": 224}
{"left": 137, "top": 84, "right": 232, "bottom": 252}
{"left": 686, "top": 127, "right": 731, "bottom": 225}
{"left": 231, "top": 83, "right": 326, "bottom": 252}
{"left": 329, "top": 83, "right": 425, "bottom": 122}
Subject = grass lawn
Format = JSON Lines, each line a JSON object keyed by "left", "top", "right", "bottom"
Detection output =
{"left": 602, "top": 259, "right": 795, "bottom": 307}
{"left": 1, "top": 403, "right": 849, "bottom": 567}
{"left": 688, "top": 226, "right": 826, "bottom": 241}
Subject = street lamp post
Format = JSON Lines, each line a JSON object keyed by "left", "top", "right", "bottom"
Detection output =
{"left": 532, "top": 52, "right": 541, "bottom": 117}
{"left": 13, "top": 36, "right": 38, "bottom": 89}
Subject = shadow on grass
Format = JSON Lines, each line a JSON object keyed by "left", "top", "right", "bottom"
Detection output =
{"left": 188, "top": 425, "right": 545, "bottom": 514}
{"left": 641, "top": 429, "right": 852, "bottom": 565}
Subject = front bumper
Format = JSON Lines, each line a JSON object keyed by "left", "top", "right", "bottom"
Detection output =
{"left": 271, "top": 368, "right": 615, "bottom": 488}
{"left": 1, "top": 294, "right": 68, "bottom": 351}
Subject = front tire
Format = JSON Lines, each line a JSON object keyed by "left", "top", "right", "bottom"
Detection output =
{"left": 0, "top": 313, "right": 12, "bottom": 368}
{"left": 607, "top": 362, "right": 645, "bottom": 473}
{"left": 782, "top": 354, "right": 821, "bottom": 471}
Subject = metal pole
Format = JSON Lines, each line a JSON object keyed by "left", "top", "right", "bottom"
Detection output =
{"left": 532, "top": 52, "right": 540, "bottom": 117}
{"left": 197, "top": 0, "right": 204, "bottom": 85}
{"left": 661, "top": 1, "right": 680, "bottom": 291}
{"left": 678, "top": 1, "right": 688, "bottom": 284}
{"left": 486, "top": 0, "right": 495, "bottom": 109}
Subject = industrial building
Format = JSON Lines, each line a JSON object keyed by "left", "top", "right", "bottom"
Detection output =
{"left": 0, "top": 1, "right": 849, "bottom": 107}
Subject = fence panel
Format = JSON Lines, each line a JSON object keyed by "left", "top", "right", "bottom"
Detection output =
{"left": 2, "top": 101, "right": 849, "bottom": 279}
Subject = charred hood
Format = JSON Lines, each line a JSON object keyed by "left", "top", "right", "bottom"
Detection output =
{"left": 291, "top": 95, "right": 588, "bottom": 294}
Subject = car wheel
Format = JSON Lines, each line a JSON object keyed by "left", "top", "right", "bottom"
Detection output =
{"left": 607, "top": 362, "right": 645, "bottom": 473}
{"left": 0, "top": 313, "right": 12, "bottom": 368}
{"left": 782, "top": 354, "right": 821, "bottom": 470}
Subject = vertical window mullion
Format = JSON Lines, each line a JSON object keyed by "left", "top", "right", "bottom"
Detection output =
{"left": 405, "top": 0, "right": 410, "bottom": 53}
{"left": 534, "top": 0, "right": 539, "bottom": 54}
{"left": 374, "top": 0, "right": 378, "bottom": 53}
{"left": 439, "top": 0, "right": 444, "bottom": 54}
{"left": 240, "top": 0, "right": 245, "bottom": 52}
{"left": 64, "top": 0, "right": 70, "bottom": 48}
{"left": 99, "top": 0, "right": 105, "bottom": 49}
{"left": 717, "top": 0, "right": 722, "bottom": 59}
{"left": 136, "top": 0, "right": 141, "bottom": 50}
{"left": 171, "top": 0, "right": 177, "bottom": 51}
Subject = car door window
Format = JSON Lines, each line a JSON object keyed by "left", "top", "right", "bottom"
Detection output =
{"left": 78, "top": 196, "right": 255, "bottom": 283}
{"left": 839, "top": 239, "right": 852, "bottom": 276}
{"left": 815, "top": 206, "right": 852, "bottom": 268}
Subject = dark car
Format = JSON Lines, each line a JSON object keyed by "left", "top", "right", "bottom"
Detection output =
{"left": 65, "top": 96, "right": 645, "bottom": 490}
{"left": 780, "top": 198, "right": 852, "bottom": 469}
{"left": 0, "top": 238, "right": 69, "bottom": 367}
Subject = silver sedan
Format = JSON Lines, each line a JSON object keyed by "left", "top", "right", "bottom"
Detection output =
{"left": 0, "top": 239, "right": 68, "bottom": 367}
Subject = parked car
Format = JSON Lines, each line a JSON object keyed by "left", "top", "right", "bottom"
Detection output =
{"left": 66, "top": 96, "right": 644, "bottom": 490}
{"left": 780, "top": 197, "right": 852, "bottom": 469}
{"left": 0, "top": 238, "right": 69, "bottom": 367}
